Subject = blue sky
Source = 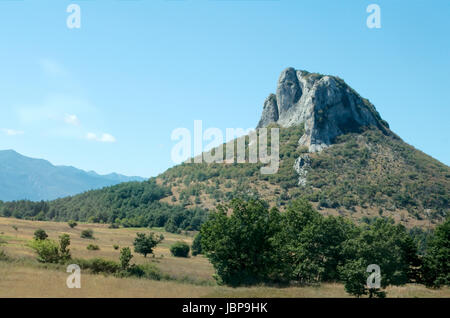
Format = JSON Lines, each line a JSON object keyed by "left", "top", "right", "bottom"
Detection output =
{"left": 0, "top": 0, "right": 448, "bottom": 177}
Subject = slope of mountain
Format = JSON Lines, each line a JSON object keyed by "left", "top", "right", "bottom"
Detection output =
{"left": 0, "top": 150, "right": 145, "bottom": 201}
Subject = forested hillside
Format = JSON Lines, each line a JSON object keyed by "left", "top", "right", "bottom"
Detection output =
{"left": 0, "top": 180, "right": 207, "bottom": 233}
{"left": 157, "top": 125, "right": 449, "bottom": 227}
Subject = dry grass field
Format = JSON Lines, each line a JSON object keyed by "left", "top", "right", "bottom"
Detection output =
{"left": 0, "top": 217, "right": 448, "bottom": 298}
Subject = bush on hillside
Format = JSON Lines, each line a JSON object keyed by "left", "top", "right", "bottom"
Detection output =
{"left": 170, "top": 241, "right": 190, "bottom": 258}
{"left": 81, "top": 229, "right": 94, "bottom": 239}
{"left": 29, "top": 239, "right": 60, "bottom": 263}
{"left": 34, "top": 229, "right": 48, "bottom": 240}
{"left": 68, "top": 221, "right": 78, "bottom": 228}
{"left": 86, "top": 244, "right": 100, "bottom": 251}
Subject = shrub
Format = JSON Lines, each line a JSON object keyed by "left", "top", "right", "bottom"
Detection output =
{"left": 121, "top": 263, "right": 163, "bottom": 280}
{"left": 34, "top": 229, "right": 48, "bottom": 240}
{"left": 81, "top": 229, "right": 94, "bottom": 239}
{"left": 30, "top": 239, "right": 60, "bottom": 263}
{"left": 87, "top": 244, "right": 100, "bottom": 251}
{"left": 137, "top": 263, "right": 163, "bottom": 280}
{"left": 109, "top": 223, "right": 119, "bottom": 229}
{"left": 170, "top": 241, "right": 190, "bottom": 258}
{"left": 73, "top": 257, "right": 162, "bottom": 280}
{"left": 0, "top": 250, "right": 9, "bottom": 262}
{"left": 68, "top": 221, "right": 78, "bottom": 228}
{"left": 113, "top": 244, "right": 119, "bottom": 250}
{"left": 74, "top": 258, "right": 120, "bottom": 274}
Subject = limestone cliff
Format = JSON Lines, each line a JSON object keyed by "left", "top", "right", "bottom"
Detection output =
{"left": 257, "top": 67, "right": 391, "bottom": 152}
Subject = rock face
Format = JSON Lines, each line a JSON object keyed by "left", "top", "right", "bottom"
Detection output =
{"left": 257, "top": 94, "right": 279, "bottom": 128}
{"left": 257, "top": 67, "right": 391, "bottom": 152}
{"left": 293, "top": 154, "right": 311, "bottom": 186}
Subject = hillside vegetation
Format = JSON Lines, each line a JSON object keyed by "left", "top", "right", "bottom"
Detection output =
{"left": 157, "top": 126, "right": 449, "bottom": 226}
{"left": 0, "top": 180, "right": 207, "bottom": 233}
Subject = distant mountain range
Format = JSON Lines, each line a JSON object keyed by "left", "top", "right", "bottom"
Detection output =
{"left": 0, "top": 149, "right": 145, "bottom": 201}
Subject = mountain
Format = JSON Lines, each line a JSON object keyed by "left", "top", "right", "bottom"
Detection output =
{"left": 155, "top": 68, "right": 449, "bottom": 228}
{"left": 0, "top": 150, "right": 145, "bottom": 201}
{"left": 1, "top": 68, "right": 448, "bottom": 230}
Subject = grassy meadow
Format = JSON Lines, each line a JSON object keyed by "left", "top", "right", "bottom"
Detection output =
{"left": 0, "top": 217, "right": 448, "bottom": 298}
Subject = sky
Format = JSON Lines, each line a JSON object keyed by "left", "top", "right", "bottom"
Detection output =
{"left": 0, "top": 0, "right": 449, "bottom": 178}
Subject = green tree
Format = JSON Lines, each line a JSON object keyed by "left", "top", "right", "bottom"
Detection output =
{"left": 339, "top": 259, "right": 370, "bottom": 298}
{"left": 338, "top": 218, "right": 418, "bottom": 297}
{"left": 34, "top": 229, "right": 48, "bottom": 241}
{"left": 119, "top": 247, "right": 133, "bottom": 270}
{"left": 133, "top": 232, "right": 164, "bottom": 258}
{"left": 280, "top": 212, "right": 357, "bottom": 284}
{"left": 191, "top": 233, "right": 202, "bottom": 256}
{"left": 421, "top": 217, "right": 450, "bottom": 287}
{"left": 200, "top": 199, "right": 285, "bottom": 286}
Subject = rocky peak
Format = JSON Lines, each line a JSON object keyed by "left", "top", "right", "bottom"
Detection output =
{"left": 257, "top": 67, "right": 391, "bottom": 152}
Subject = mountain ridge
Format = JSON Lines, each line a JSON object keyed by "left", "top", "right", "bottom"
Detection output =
{"left": 0, "top": 149, "right": 145, "bottom": 201}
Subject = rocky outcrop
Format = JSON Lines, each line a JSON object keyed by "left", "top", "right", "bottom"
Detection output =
{"left": 257, "top": 67, "right": 391, "bottom": 152}
{"left": 257, "top": 94, "right": 278, "bottom": 128}
{"left": 293, "top": 154, "right": 311, "bottom": 186}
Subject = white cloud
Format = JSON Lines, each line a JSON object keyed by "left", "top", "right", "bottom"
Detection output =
{"left": 17, "top": 94, "right": 95, "bottom": 125}
{"left": 86, "top": 132, "right": 116, "bottom": 143}
{"left": 99, "top": 133, "right": 116, "bottom": 143}
{"left": 86, "top": 132, "right": 97, "bottom": 140}
{"left": 64, "top": 114, "right": 80, "bottom": 126}
{"left": 2, "top": 128, "right": 24, "bottom": 136}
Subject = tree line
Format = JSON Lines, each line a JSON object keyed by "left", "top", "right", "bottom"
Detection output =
{"left": 199, "top": 198, "right": 449, "bottom": 297}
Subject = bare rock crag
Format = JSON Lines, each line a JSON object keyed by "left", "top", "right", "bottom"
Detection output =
{"left": 257, "top": 67, "right": 391, "bottom": 152}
